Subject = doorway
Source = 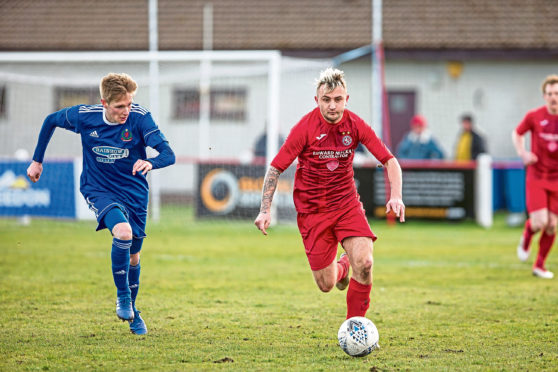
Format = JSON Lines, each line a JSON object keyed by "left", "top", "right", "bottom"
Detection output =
{"left": 387, "top": 91, "right": 416, "bottom": 153}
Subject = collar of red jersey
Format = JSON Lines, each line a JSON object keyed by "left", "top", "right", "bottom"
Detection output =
{"left": 316, "top": 108, "right": 352, "bottom": 132}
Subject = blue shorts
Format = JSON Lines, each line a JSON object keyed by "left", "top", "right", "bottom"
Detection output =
{"left": 85, "top": 194, "right": 147, "bottom": 238}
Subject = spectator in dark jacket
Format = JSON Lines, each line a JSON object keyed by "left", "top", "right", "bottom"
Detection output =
{"left": 455, "top": 114, "right": 487, "bottom": 160}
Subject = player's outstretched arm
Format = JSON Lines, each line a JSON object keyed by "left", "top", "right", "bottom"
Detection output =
{"left": 27, "top": 161, "right": 43, "bottom": 183}
{"left": 511, "top": 129, "right": 538, "bottom": 166}
{"left": 27, "top": 110, "right": 67, "bottom": 183}
{"left": 384, "top": 157, "right": 405, "bottom": 223}
{"left": 254, "top": 166, "right": 281, "bottom": 235}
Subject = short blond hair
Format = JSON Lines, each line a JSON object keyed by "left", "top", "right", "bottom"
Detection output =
{"left": 542, "top": 74, "right": 558, "bottom": 94}
{"left": 315, "top": 67, "right": 346, "bottom": 93}
{"left": 100, "top": 73, "right": 137, "bottom": 104}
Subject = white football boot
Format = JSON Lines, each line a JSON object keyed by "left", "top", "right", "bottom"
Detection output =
{"left": 516, "top": 236, "right": 530, "bottom": 262}
{"left": 532, "top": 267, "right": 554, "bottom": 279}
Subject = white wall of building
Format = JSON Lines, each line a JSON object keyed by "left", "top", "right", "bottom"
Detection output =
{"left": 1, "top": 55, "right": 554, "bottom": 196}
{"left": 342, "top": 58, "right": 555, "bottom": 160}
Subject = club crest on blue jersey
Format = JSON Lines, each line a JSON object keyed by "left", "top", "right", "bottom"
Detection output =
{"left": 121, "top": 128, "right": 133, "bottom": 142}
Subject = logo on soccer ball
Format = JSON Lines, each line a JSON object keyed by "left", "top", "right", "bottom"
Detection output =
{"left": 121, "top": 128, "right": 133, "bottom": 142}
{"left": 342, "top": 135, "right": 352, "bottom": 146}
{"left": 338, "top": 316, "right": 379, "bottom": 357}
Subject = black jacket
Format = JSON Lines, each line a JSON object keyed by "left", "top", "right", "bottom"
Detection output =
{"left": 470, "top": 130, "right": 487, "bottom": 160}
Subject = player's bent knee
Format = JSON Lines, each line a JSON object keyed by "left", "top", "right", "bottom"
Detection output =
{"left": 530, "top": 220, "right": 544, "bottom": 232}
{"left": 355, "top": 257, "right": 373, "bottom": 271}
{"left": 314, "top": 275, "right": 336, "bottom": 292}
{"left": 317, "top": 281, "right": 335, "bottom": 293}
{"left": 544, "top": 223, "right": 557, "bottom": 235}
{"left": 353, "top": 258, "right": 373, "bottom": 279}
{"left": 112, "top": 222, "right": 133, "bottom": 241}
{"left": 130, "top": 252, "right": 140, "bottom": 266}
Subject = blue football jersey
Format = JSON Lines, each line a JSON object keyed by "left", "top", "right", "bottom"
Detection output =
{"left": 50, "top": 103, "right": 167, "bottom": 211}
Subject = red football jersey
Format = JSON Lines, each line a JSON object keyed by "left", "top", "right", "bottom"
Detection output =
{"left": 516, "top": 106, "right": 558, "bottom": 181}
{"left": 271, "top": 107, "right": 393, "bottom": 213}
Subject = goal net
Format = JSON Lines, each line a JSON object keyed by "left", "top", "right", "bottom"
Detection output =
{"left": 0, "top": 51, "right": 329, "bottom": 225}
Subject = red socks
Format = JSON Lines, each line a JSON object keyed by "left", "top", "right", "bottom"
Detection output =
{"left": 346, "top": 278, "right": 371, "bottom": 319}
{"left": 535, "top": 231, "right": 555, "bottom": 269}
{"left": 521, "top": 219, "right": 535, "bottom": 252}
{"left": 523, "top": 219, "right": 554, "bottom": 269}
{"left": 336, "top": 255, "right": 350, "bottom": 282}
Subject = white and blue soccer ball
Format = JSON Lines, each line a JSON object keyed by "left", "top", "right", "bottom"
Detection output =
{"left": 337, "top": 316, "right": 379, "bottom": 357}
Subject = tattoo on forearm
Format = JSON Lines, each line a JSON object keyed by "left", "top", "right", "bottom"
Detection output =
{"left": 260, "top": 167, "right": 281, "bottom": 213}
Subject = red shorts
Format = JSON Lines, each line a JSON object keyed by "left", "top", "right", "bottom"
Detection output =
{"left": 297, "top": 204, "right": 376, "bottom": 271}
{"left": 526, "top": 178, "right": 558, "bottom": 214}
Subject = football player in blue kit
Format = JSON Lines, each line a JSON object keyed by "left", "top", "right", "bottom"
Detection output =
{"left": 27, "top": 73, "right": 175, "bottom": 335}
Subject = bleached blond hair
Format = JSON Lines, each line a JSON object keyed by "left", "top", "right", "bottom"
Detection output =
{"left": 315, "top": 67, "right": 347, "bottom": 93}
{"left": 100, "top": 73, "right": 138, "bottom": 104}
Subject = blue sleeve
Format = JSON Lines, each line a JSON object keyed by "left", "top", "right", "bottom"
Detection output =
{"left": 135, "top": 107, "right": 175, "bottom": 169}
{"left": 32, "top": 106, "right": 80, "bottom": 163}
{"left": 139, "top": 112, "right": 167, "bottom": 149}
{"left": 148, "top": 141, "right": 176, "bottom": 170}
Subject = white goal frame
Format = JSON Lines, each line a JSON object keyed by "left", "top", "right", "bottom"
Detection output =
{"left": 0, "top": 50, "right": 282, "bottom": 221}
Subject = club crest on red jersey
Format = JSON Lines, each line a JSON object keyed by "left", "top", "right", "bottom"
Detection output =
{"left": 341, "top": 131, "right": 352, "bottom": 146}
{"left": 121, "top": 128, "right": 133, "bottom": 142}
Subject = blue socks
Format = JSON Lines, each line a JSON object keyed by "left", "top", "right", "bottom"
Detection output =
{"left": 111, "top": 238, "right": 132, "bottom": 298}
{"left": 129, "top": 261, "right": 140, "bottom": 311}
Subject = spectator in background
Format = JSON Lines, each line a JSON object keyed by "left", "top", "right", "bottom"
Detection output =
{"left": 254, "top": 132, "right": 285, "bottom": 158}
{"left": 396, "top": 115, "right": 444, "bottom": 160}
{"left": 454, "top": 114, "right": 487, "bottom": 160}
{"left": 239, "top": 131, "right": 285, "bottom": 164}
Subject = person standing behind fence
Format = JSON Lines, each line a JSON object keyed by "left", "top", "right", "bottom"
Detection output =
{"left": 254, "top": 67, "right": 405, "bottom": 321}
{"left": 396, "top": 115, "right": 444, "bottom": 160}
{"left": 512, "top": 74, "right": 558, "bottom": 279}
{"left": 455, "top": 114, "right": 487, "bottom": 161}
{"left": 27, "top": 73, "right": 176, "bottom": 332}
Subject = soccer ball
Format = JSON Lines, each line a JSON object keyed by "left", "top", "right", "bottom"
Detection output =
{"left": 337, "top": 316, "right": 379, "bottom": 357}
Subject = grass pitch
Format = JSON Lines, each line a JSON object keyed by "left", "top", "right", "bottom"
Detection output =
{"left": 0, "top": 208, "right": 557, "bottom": 371}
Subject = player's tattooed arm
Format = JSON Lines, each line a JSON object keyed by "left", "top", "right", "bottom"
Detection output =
{"left": 255, "top": 166, "right": 281, "bottom": 235}
{"left": 259, "top": 166, "right": 281, "bottom": 213}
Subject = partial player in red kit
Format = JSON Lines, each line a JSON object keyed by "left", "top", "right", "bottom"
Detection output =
{"left": 513, "top": 74, "right": 558, "bottom": 279}
{"left": 254, "top": 68, "right": 405, "bottom": 319}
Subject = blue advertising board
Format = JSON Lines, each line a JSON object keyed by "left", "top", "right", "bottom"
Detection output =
{"left": 0, "top": 160, "right": 76, "bottom": 218}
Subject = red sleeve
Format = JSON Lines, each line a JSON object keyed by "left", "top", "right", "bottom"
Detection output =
{"left": 515, "top": 109, "right": 535, "bottom": 136}
{"left": 355, "top": 115, "right": 394, "bottom": 164}
{"left": 270, "top": 116, "right": 308, "bottom": 172}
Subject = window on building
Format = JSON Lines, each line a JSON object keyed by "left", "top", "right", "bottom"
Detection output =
{"left": 174, "top": 88, "right": 247, "bottom": 122}
{"left": 55, "top": 87, "right": 100, "bottom": 111}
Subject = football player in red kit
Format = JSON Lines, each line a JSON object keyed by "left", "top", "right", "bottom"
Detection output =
{"left": 513, "top": 74, "right": 558, "bottom": 279}
{"left": 254, "top": 68, "right": 405, "bottom": 319}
